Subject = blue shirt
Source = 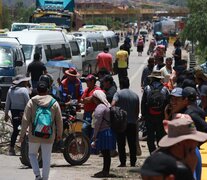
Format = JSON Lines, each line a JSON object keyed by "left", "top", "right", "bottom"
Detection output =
{"left": 59, "top": 80, "right": 83, "bottom": 101}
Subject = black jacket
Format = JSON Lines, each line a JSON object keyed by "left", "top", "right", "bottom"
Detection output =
{"left": 184, "top": 103, "right": 207, "bottom": 133}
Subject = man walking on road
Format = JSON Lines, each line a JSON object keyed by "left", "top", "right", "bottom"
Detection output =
{"left": 95, "top": 47, "right": 113, "bottom": 74}
{"left": 111, "top": 77, "right": 139, "bottom": 167}
{"left": 141, "top": 71, "right": 169, "bottom": 154}
{"left": 27, "top": 53, "right": 47, "bottom": 88}
{"left": 115, "top": 46, "right": 128, "bottom": 86}
{"left": 141, "top": 56, "right": 155, "bottom": 89}
{"left": 19, "top": 81, "right": 63, "bottom": 180}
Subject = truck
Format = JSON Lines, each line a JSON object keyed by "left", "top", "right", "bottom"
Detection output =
{"left": 153, "top": 19, "right": 176, "bottom": 40}
{"left": 29, "top": 0, "right": 83, "bottom": 31}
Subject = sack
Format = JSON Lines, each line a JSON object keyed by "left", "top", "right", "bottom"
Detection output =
{"left": 32, "top": 98, "right": 56, "bottom": 139}
{"left": 113, "top": 61, "right": 118, "bottom": 75}
{"left": 147, "top": 86, "right": 165, "bottom": 116}
{"left": 110, "top": 106, "right": 127, "bottom": 133}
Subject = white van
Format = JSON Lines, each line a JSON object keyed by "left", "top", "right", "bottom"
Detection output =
{"left": 11, "top": 23, "right": 40, "bottom": 31}
{"left": 0, "top": 37, "right": 26, "bottom": 103}
{"left": 72, "top": 31, "right": 106, "bottom": 76}
{"left": 7, "top": 30, "right": 73, "bottom": 78}
{"left": 65, "top": 34, "right": 83, "bottom": 74}
{"left": 98, "top": 31, "right": 119, "bottom": 61}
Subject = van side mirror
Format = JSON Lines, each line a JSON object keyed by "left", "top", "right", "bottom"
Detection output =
{"left": 86, "top": 47, "right": 93, "bottom": 55}
{"left": 15, "top": 61, "right": 23, "bottom": 67}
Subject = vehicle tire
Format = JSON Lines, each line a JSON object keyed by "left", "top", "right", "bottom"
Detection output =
{"left": 63, "top": 132, "right": 90, "bottom": 165}
{"left": 19, "top": 136, "right": 42, "bottom": 168}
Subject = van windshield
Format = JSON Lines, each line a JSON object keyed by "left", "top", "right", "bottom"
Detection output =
{"left": 22, "top": 45, "right": 33, "bottom": 60}
{"left": 0, "top": 46, "right": 13, "bottom": 67}
{"left": 76, "top": 38, "right": 85, "bottom": 54}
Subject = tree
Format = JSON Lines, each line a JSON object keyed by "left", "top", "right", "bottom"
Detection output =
{"left": 1, "top": 1, "right": 35, "bottom": 29}
{"left": 182, "top": 0, "right": 207, "bottom": 62}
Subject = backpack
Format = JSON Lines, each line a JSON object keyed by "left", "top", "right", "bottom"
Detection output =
{"left": 109, "top": 106, "right": 127, "bottom": 133}
{"left": 32, "top": 98, "right": 56, "bottom": 139}
{"left": 147, "top": 85, "right": 166, "bottom": 116}
{"left": 138, "top": 40, "right": 144, "bottom": 46}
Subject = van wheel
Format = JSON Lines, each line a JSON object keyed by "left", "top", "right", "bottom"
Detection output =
{"left": 88, "top": 65, "right": 92, "bottom": 74}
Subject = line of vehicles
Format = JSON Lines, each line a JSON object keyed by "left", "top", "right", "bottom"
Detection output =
{"left": 0, "top": 24, "right": 119, "bottom": 103}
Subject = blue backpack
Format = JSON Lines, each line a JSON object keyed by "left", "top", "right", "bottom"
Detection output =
{"left": 32, "top": 98, "right": 56, "bottom": 139}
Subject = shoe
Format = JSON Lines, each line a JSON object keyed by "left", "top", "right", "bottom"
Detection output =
{"left": 93, "top": 171, "right": 109, "bottom": 178}
{"left": 131, "top": 163, "right": 136, "bottom": 167}
{"left": 8, "top": 148, "right": 16, "bottom": 156}
{"left": 110, "top": 150, "right": 118, "bottom": 157}
{"left": 35, "top": 175, "right": 42, "bottom": 180}
{"left": 117, "top": 164, "right": 126, "bottom": 167}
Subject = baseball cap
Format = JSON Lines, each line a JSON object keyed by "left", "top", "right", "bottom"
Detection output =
{"left": 182, "top": 87, "right": 197, "bottom": 101}
{"left": 170, "top": 87, "right": 183, "bottom": 97}
{"left": 159, "top": 118, "right": 207, "bottom": 147}
{"left": 140, "top": 152, "right": 177, "bottom": 176}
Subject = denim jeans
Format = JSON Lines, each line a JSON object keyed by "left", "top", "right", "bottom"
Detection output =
{"left": 29, "top": 142, "right": 53, "bottom": 180}
{"left": 82, "top": 111, "right": 92, "bottom": 139}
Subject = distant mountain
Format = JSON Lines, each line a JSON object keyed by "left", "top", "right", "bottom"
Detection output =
{"left": 2, "top": 0, "right": 187, "bottom": 7}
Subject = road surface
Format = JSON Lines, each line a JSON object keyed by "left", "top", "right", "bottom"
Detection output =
{"left": 0, "top": 39, "right": 186, "bottom": 180}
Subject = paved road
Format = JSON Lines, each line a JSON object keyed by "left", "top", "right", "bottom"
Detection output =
{"left": 0, "top": 39, "right": 185, "bottom": 180}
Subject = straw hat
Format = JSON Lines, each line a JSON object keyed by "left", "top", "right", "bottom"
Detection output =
{"left": 65, "top": 67, "right": 80, "bottom": 77}
{"left": 13, "top": 75, "right": 31, "bottom": 85}
{"left": 159, "top": 118, "right": 207, "bottom": 147}
{"left": 148, "top": 70, "right": 164, "bottom": 79}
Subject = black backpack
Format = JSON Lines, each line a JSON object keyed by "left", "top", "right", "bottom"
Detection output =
{"left": 147, "top": 85, "right": 166, "bottom": 116}
{"left": 109, "top": 106, "right": 127, "bottom": 133}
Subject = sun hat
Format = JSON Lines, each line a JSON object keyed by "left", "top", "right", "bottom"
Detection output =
{"left": 13, "top": 74, "right": 31, "bottom": 85}
{"left": 140, "top": 152, "right": 177, "bottom": 176}
{"left": 65, "top": 67, "right": 80, "bottom": 77}
{"left": 159, "top": 118, "right": 207, "bottom": 147}
{"left": 170, "top": 87, "right": 183, "bottom": 97}
{"left": 148, "top": 70, "right": 164, "bottom": 79}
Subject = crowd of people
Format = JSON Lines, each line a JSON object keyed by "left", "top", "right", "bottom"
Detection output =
{"left": 3, "top": 31, "right": 207, "bottom": 180}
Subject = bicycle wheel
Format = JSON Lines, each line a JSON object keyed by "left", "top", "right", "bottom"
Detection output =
{"left": 0, "top": 120, "right": 13, "bottom": 147}
{"left": 63, "top": 132, "right": 90, "bottom": 165}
